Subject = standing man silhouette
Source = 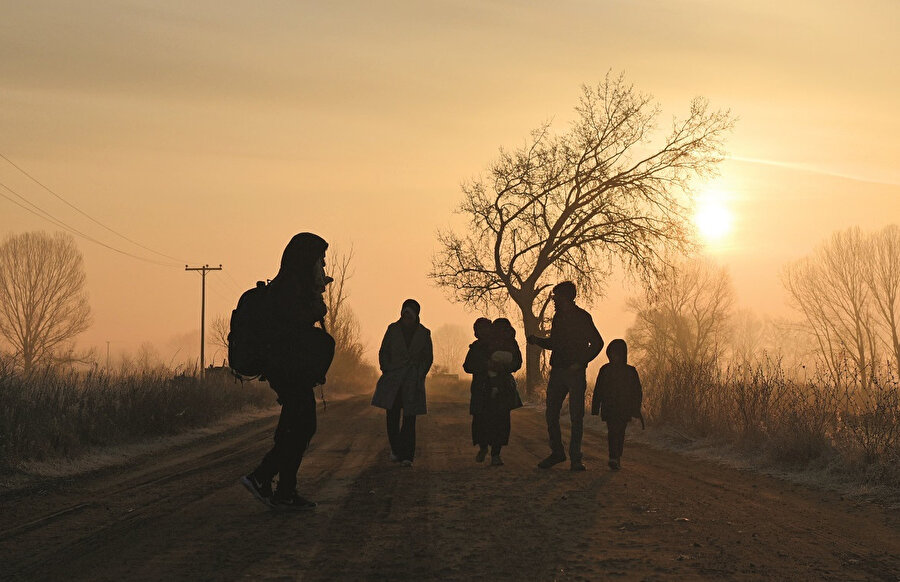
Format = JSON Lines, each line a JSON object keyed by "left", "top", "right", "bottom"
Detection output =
{"left": 527, "top": 281, "right": 603, "bottom": 471}
{"left": 371, "top": 299, "right": 433, "bottom": 467}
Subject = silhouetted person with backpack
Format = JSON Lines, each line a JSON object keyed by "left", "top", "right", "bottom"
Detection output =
{"left": 240, "top": 232, "right": 335, "bottom": 510}
{"left": 527, "top": 281, "right": 603, "bottom": 471}
{"left": 591, "top": 339, "right": 643, "bottom": 470}
{"left": 371, "top": 299, "right": 433, "bottom": 467}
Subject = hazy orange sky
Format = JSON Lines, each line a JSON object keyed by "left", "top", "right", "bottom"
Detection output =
{"left": 1, "top": 1, "right": 898, "bottom": 366}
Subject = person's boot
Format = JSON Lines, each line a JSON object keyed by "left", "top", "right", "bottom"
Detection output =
{"left": 570, "top": 459, "right": 586, "bottom": 471}
{"left": 491, "top": 455, "right": 504, "bottom": 466}
{"left": 475, "top": 446, "right": 488, "bottom": 463}
{"left": 537, "top": 453, "right": 566, "bottom": 469}
{"left": 240, "top": 474, "right": 273, "bottom": 507}
{"left": 270, "top": 490, "right": 317, "bottom": 511}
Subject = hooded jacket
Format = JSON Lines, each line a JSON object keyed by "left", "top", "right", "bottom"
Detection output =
{"left": 530, "top": 303, "right": 603, "bottom": 368}
{"left": 263, "top": 233, "right": 334, "bottom": 390}
{"left": 591, "top": 339, "right": 642, "bottom": 422}
{"left": 268, "top": 233, "right": 329, "bottom": 331}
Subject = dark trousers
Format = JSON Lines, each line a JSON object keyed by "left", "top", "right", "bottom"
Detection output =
{"left": 545, "top": 366, "right": 586, "bottom": 462}
{"left": 607, "top": 419, "right": 627, "bottom": 460}
{"left": 387, "top": 392, "right": 417, "bottom": 461}
{"left": 472, "top": 398, "right": 511, "bottom": 449}
{"left": 253, "top": 388, "right": 317, "bottom": 495}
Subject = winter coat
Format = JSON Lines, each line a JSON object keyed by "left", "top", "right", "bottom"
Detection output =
{"left": 591, "top": 362, "right": 642, "bottom": 422}
{"left": 466, "top": 339, "right": 523, "bottom": 414}
{"left": 530, "top": 304, "right": 603, "bottom": 368}
{"left": 262, "top": 233, "right": 334, "bottom": 392}
{"left": 371, "top": 321, "right": 433, "bottom": 416}
{"left": 464, "top": 339, "right": 491, "bottom": 415}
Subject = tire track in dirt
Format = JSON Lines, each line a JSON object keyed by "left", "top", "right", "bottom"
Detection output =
{"left": 2, "top": 394, "right": 899, "bottom": 581}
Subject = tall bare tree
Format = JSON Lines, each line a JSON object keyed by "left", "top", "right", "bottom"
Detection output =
{"left": 626, "top": 259, "right": 734, "bottom": 374}
{"left": 0, "top": 232, "right": 92, "bottom": 373}
{"left": 783, "top": 227, "right": 878, "bottom": 388}
{"left": 863, "top": 225, "right": 900, "bottom": 377}
{"left": 430, "top": 73, "right": 734, "bottom": 393}
{"left": 324, "top": 246, "right": 364, "bottom": 362}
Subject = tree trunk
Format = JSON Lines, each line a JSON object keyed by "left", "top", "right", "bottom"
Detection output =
{"left": 519, "top": 303, "right": 545, "bottom": 399}
{"left": 23, "top": 345, "right": 33, "bottom": 375}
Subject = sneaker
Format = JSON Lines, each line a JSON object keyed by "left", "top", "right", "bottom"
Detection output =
{"left": 270, "top": 492, "right": 317, "bottom": 511}
{"left": 390, "top": 451, "right": 400, "bottom": 462}
{"left": 609, "top": 458, "right": 621, "bottom": 471}
{"left": 475, "top": 448, "right": 488, "bottom": 463}
{"left": 491, "top": 455, "right": 504, "bottom": 466}
{"left": 570, "top": 460, "right": 586, "bottom": 472}
{"left": 537, "top": 454, "right": 566, "bottom": 469}
{"left": 400, "top": 459, "right": 413, "bottom": 467}
{"left": 240, "top": 474, "right": 273, "bottom": 507}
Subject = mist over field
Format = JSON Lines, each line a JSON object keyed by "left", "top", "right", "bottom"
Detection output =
{"left": 2, "top": 2, "right": 899, "bottom": 580}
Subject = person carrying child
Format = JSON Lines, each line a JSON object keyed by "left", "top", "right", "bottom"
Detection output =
{"left": 591, "top": 339, "right": 643, "bottom": 471}
{"left": 464, "top": 317, "right": 522, "bottom": 466}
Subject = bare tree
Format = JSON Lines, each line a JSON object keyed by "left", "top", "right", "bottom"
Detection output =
{"left": 324, "top": 246, "right": 364, "bottom": 361}
{"left": 431, "top": 323, "right": 470, "bottom": 374}
{"left": 626, "top": 258, "right": 734, "bottom": 374}
{"left": 728, "top": 309, "right": 769, "bottom": 369}
{"left": 783, "top": 227, "right": 878, "bottom": 388}
{"left": 863, "top": 225, "right": 900, "bottom": 378}
{"left": 0, "top": 232, "right": 92, "bottom": 373}
{"left": 430, "top": 73, "right": 734, "bottom": 394}
{"left": 210, "top": 314, "right": 230, "bottom": 360}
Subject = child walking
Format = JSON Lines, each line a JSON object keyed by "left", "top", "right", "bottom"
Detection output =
{"left": 591, "top": 339, "right": 643, "bottom": 470}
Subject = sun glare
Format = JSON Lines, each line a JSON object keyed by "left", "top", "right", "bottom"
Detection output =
{"left": 694, "top": 189, "right": 733, "bottom": 244}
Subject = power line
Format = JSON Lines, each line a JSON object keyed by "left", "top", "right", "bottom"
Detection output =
{"left": 0, "top": 179, "right": 179, "bottom": 267}
{"left": 0, "top": 152, "right": 189, "bottom": 264}
{"left": 0, "top": 181, "right": 81, "bottom": 234}
{"left": 222, "top": 268, "right": 247, "bottom": 293}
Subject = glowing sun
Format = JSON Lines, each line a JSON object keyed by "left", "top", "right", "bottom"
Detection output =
{"left": 694, "top": 190, "right": 733, "bottom": 243}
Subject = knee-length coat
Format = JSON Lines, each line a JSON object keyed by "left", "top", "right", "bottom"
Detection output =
{"left": 371, "top": 321, "right": 433, "bottom": 416}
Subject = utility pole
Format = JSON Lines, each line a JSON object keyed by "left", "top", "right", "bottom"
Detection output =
{"left": 185, "top": 264, "right": 222, "bottom": 378}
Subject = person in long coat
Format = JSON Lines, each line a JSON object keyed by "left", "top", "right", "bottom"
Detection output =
{"left": 466, "top": 318, "right": 522, "bottom": 466}
{"left": 371, "top": 299, "right": 433, "bottom": 466}
{"left": 464, "top": 317, "right": 494, "bottom": 457}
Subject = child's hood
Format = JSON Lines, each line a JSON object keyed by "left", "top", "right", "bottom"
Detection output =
{"left": 606, "top": 339, "right": 628, "bottom": 365}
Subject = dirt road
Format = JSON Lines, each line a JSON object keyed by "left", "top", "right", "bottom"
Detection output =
{"left": 2, "top": 393, "right": 899, "bottom": 581}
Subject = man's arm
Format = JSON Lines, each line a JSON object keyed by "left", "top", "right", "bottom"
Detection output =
{"left": 378, "top": 328, "right": 392, "bottom": 373}
{"left": 421, "top": 329, "right": 434, "bottom": 377}
{"left": 591, "top": 367, "right": 606, "bottom": 415}
{"left": 527, "top": 334, "right": 553, "bottom": 350}
{"left": 583, "top": 312, "right": 603, "bottom": 364}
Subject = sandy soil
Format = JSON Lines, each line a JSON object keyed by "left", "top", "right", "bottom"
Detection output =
{"left": 2, "top": 393, "right": 899, "bottom": 581}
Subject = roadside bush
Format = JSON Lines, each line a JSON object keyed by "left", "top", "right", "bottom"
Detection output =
{"left": 0, "top": 361, "right": 272, "bottom": 473}
{"left": 642, "top": 360, "right": 900, "bottom": 485}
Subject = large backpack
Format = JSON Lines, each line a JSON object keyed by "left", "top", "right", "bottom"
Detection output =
{"left": 228, "top": 281, "right": 270, "bottom": 378}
